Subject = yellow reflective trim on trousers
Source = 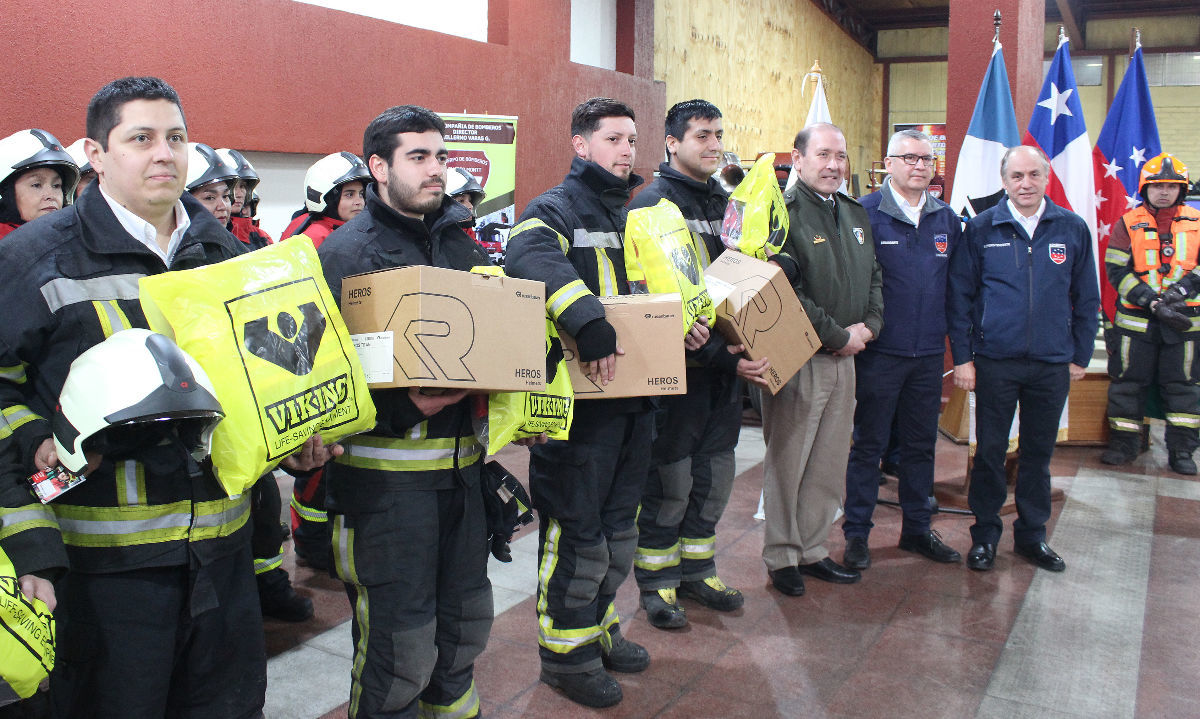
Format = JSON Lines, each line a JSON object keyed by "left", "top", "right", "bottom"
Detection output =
{"left": 510, "top": 217, "right": 569, "bottom": 254}
{"left": 333, "top": 514, "right": 358, "bottom": 585}
{"left": 1105, "top": 246, "right": 1131, "bottom": 265}
{"left": 680, "top": 536, "right": 716, "bottom": 560}
{"left": 334, "top": 434, "right": 482, "bottom": 472}
{"left": 349, "top": 585, "right": 369, "bottom": 717}
{"left": 1166, "top": 413, "right": 1200, "bottom": 428}
{"left": 634, "top": 542, "right": 680, "bottom": 570}
{"left": 52, "top": 495, "right": 249, "bottom": 548}
{"left": 536, "top": 518, "right": 603, "bottom": 654}
{"left": 1185, "top": 342, "right": 1196, "bottom": 378}
{"left": 0, "top": 363, "right": 27, "bottom": 385}
{"left": 254, "top": 552, "right": 283, "bottom": 574}
{"left": 1115, "top": 313, "right": 1149, "bottom": 332}
{"left": 289, "top": 495, "right": 328, "bottom": 522}
{"left": 1109, "top": 417, "right": 1142, "bottom": 432}
{"left": 546, "top": 279, "right": 591, "bottom": 321}
{"left": 114, "top": 460, "right": 146, "bottom": 507}
{"left": 1120, "top": 335, "right": 1131, "bottom": 374}
{"left": 598, "top": 602, "right": 618, "bottom": 653}
{"left": 418, "top": 681, "right": 479, "bottom": 719}
{"left": 0, "top": 405, "right": 40, "bottom": 441}
{"left": 0, "top": 504, "right": 58, "bottom": 540}
{"left": 595, "top": 248, "right": 618, "bottom": 297}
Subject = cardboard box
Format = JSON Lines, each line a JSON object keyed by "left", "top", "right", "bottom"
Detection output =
{"left": 340, "top": 265, "right": 546, "bottom": 391}
{"left": 703, "top": 250, "right": 819, "bottom": 394}
{"left": 560, "top": 294, "right": 687, "bottom": 398}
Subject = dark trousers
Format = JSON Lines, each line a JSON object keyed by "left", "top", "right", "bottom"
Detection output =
{"left": 530, "top": 408, "right": 652, "bottom": 673}
{"left": 1106, "top": 327, "right": 1200, "bottom": 452}
{"left": 290, "top": 467, "right": 331, "bottom": 561}
{"left": 969, "top": 357, "right": 1070, "bottom": 546}
{"left": 635, "top": 370, "right": 740, "bottom": 589}
{"left": 844, "top": 350, "right": 942, "bottom": 539}
{"left": 332, "top": 474, "right": 492, "bottom": 719}
{"left": 50, "top": 544, "right": 266, "bottom": 719}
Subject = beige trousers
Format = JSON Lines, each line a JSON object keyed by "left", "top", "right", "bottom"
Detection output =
{"left": 760, "top": 353, "right": 856, "bottom": 569}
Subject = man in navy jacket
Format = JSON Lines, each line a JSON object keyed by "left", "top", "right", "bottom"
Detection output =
{"left": 947, "top": 145, "right": 1099, "bottom": 573}
{"left": 842, "top": 130, "right": 963, "bottom": 570}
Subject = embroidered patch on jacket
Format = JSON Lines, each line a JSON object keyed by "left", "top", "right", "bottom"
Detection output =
{"left": 1049, "top": 243, "right": 1067, "bottom": 264}
{"left": 853, "top": 227, "right": 865, "bottom": 245}
{"left": 934, "top": 234, "right": 948, "bottom": 254}
{"left": 813, "top": 235, "right": 827, "bottom": 244}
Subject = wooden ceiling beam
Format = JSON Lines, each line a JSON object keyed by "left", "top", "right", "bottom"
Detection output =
{"left": 1054, "top": 0, "right": 1087, "bottom": 49}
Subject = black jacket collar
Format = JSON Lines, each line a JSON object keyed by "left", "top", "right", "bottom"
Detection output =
{"left": 364, "top": 184, "right": 472, "bottom": 239}
{"left": 565, "top": 157, "right": 643, "bottom": 210}
{"left": 655, "top": 162, "right": 727, "bottom": 200}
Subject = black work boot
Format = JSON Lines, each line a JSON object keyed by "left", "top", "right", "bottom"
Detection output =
{"left": 1169, "top": 449, "right": 1198, "bottom": 476}
{"left": 679, "top": 575, "right": 744, "bottom": 611}
{"left": 601, "top": 636, "right": 650, "bottom": 673}
{"left": 1100, "top": 431, "right": 1139, "bottom": 466}
{"left": 258, "top": 567, "right": 314, "bottom": 622}
{"left": 540, "top": 667, "right": 622, "bottom": 708}
{"left": 641, "top": 588, "right": 687, "bottom": 629}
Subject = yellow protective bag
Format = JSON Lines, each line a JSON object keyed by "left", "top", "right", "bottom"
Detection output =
{"left": 1, "top": 548, "right": 53, "bottom": 704}
{"left": 720, "top": 153, "right": 789, "bottom": 260}
{"left": 140, "top": 237, "right": 377, "bottom": 496}
{"left": 624, "top": 198, "right": 714, "bottom": 335}
{"left": 486, "top": 317, "right": 575, "bottom": 455}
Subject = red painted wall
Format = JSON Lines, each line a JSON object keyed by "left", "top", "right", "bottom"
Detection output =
{"left": 1, "top": 0, "right": 665, "bottom": 211}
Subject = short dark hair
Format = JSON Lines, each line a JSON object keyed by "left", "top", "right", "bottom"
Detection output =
{"left": 362, "top": 105, "right": 446, "bottom": 166}
{"left": 665, "top": 99, "right": 721, "bottom": 141}
{"left": 571, "top": 98, "right": 635, "bottom": 138}
{"left": 793, "top": 122, "right": 842, "bottom": 155}
{"left": 86, "top": 77, "right": 184, "bottom": 151}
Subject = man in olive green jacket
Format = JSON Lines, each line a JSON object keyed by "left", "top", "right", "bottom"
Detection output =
{"left": 761, "top": 122, "right": 884, "bottom": 597}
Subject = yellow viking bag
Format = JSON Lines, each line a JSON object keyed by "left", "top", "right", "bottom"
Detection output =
{"left": 720, "top": 153, "right": 789, "bottom": 260}
{"left": 1, "top": 548, "right": 54, "bottom": 703}
{"left": 139, "top": 238, "right": 377, "bottom": 496}
{"left": 486, "top": 317, "right": 575, "bottom": 455}
{"left": 624, "top": 198, "right": 714, "bottom": 335}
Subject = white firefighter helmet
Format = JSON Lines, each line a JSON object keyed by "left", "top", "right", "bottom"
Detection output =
{"left": 305, "top": 152, "right": 371, "bottom": 214}
{"left": 185, "top": 142, "right": 240, "bottom": 193}
{"left": 216, "top": 148, "right": 259, "bottom": 195}
{"left": 52, "top": 329, "right": 224, "bottom": 474}
{"left": 446, "top": 167, "right": 486, "bottom": 204}
{"left": 65, "top": 138, "right": 92, "bottom": 175}
{"left": 0, "top": 128, "right": 81, "bottom": 205}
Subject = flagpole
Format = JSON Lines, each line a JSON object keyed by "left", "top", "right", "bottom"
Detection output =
{"left": 993, "top": 9, "right": 1001, "bottom": 46}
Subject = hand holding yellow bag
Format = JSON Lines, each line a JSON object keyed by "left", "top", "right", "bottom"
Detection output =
{"left": 140, "top": 237, "right": 377, "bottom": 496}
{"left": 486, "top": 317, "right": 574, "bottom": 455}
{"left": 624, "top": 198, "right": 714, "bottom": 335}
{"left": 1, "top": 548, "right": 53, "bottom": 704}
{"left": 720, "top": 153, "right": 789, "bottom": 260}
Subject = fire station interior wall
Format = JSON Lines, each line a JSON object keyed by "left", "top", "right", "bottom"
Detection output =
{"left": 652, "top": 0, "right": 883, "bottom": 191}
{"left": 0, "top": 0, "right": 665, "bottom": 218}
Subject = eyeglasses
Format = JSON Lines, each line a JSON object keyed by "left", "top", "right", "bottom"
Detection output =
{"left": 888, "top": 154, "right": 936, "bottom": 167}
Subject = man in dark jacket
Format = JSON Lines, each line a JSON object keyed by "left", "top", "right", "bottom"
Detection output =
{"left": 628, "top": 99, "right": 770, "bottom": 630}
{"left": 0, "top": 76, "right": 335, "bottom": 717}
{"left": 842, "top": 129, "right": 963, "bottom": 570}
{"left": 761, "top": 123, "right": 883, "bottom": 598}
{"left": 504, "top": 97, "right": 657, "bottom": 709}
{"left": 318, "top": 106, "right": 494, "bottom": 719}
{"left": 948, "top": 145, "right": 1099, "bottom": 573}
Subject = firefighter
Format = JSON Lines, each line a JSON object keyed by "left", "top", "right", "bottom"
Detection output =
{"left": 446, "top": 166, "right": 485, "bottom": 238}
{"left": 217, "top": 147, "right": 274, "bottom": 250}
{"left": 1103, "top": 152, "right": 1200, "bottom": 475}
{"left": 0, "top": 129, "right": 79, "bottom": 239}
{"left": 187, "top": 141, "right": 316, "bottom": 622}
{"left": 280, "top": 151, "right": 371, "bottom": 247}
{"left": 318, "top": 105, "right": 495, "bottom": 719}
{"left": 0, "top": 76, "right": 335, "bottom": 717}
{"left": 629, "top": 99, "right": 768, "bottom": 629}
{"left": 66, "top": 137, "right": 97, "bottom": 199}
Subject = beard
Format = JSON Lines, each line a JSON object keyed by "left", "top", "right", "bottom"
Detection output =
{"left": 386, "top": 167, "right": 444, "bottom": 217}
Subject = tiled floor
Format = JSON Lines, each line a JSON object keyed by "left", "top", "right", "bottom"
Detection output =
{"left": 263, "top": 422, "right": 1200, "bottom": 719}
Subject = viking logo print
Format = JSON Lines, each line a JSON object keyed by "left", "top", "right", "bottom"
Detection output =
{"left": 1049, "top": 243, "right": 1067, "bottom": 265}
{"left": 244, "top": 303, "right": 327, "bottom": 375}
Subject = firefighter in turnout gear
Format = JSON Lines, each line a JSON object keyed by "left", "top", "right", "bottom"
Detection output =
{"left": 317, "top": 105, "right": 494, "bottom": 719}
{"left": 1103, "top": 152, "right": 1200, "bottom": 474}
{"left": 629, "top": 100, "right": 769, "bottom": 630}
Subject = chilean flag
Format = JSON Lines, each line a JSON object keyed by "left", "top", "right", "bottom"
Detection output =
{"left": 1092, "top": 44, "right": 1160, "bottom": 320}
{"left": 948, "top": 41, "right": 1020, "bottom": 218}
{"left": 1023, "top": 36, "right": 1097, "bottom": 276}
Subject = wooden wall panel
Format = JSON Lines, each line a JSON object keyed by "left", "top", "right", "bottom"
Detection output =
{"left": 653, "top": 0, "right": 882, "bottom": 189}
{"left": 887, "top": 61, "right": 949, "bottom": 134}
{"left": 878, "top": 27, "right": 949, "bottom": 58}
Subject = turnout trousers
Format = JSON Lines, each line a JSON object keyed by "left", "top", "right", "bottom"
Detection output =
{"left": 530, "top": 406, "right": 653, "bottom": 674}
{"left": 50, "top": 542, "right": 266, "bottom": 719}
{"left": 331, "top": 470, "right": 493, "bottom": 719}
{"left": 634, "top": 369, "right": 740, "bottom": 589}
{"left": 1106, "top": 326, "right": 1200, "bottom": 452}
{"left": 289, "top": 467, "right": 331, "bottom": 564}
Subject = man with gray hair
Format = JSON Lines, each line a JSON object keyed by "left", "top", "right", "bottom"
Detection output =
{"left": 947, "top": 145, "right": 1099, "bottom": 573}
{"left": 761, "top": 122, "right": 883, "bottom": 596}
{"left": 841, "top": 130, "right": 963, "bottom": 571}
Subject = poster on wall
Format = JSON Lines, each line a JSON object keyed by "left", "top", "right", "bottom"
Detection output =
{"left": 440, "top": 113, "right": 519, "bottom": 248}
{"left": 893, "top": 123, "right": 946, "bottom": 198}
